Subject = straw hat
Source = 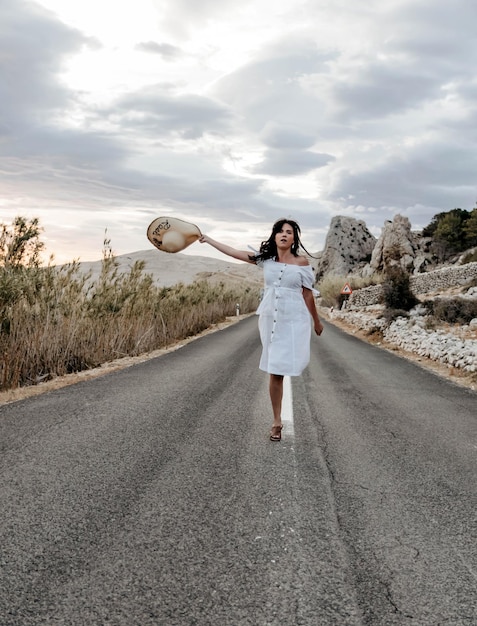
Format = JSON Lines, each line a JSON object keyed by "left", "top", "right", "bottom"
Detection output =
{"left": 147, "top": 216, "right": 201, "bottom": 253}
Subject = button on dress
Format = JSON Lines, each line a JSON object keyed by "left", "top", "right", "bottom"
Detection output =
{"left": 255, "top": 259, "right": 317, "bottom": 376}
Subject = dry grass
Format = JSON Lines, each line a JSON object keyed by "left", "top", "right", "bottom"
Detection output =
{"left": 0, "top": 254, "right": 260, "bottom": 391}
{"left": 318, "top": 273, "right": 383, "bottom": 307}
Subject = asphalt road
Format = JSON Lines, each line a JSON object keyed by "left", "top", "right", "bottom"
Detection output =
{"left": 0, "top": 317, "right": 475, "bottom": 625}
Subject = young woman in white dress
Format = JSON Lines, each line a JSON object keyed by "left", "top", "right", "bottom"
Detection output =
{"left": 199, "top": 218, "right": 323, "bottom": 441}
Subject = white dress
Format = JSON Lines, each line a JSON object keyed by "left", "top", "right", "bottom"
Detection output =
{"left": 255, "top": 259, "right": 317, "bottom": 376}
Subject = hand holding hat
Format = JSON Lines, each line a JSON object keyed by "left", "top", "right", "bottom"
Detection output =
{"left": 147, "top": 216, "right": 202, "bottom": 253}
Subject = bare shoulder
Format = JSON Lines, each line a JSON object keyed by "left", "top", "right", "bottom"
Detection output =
{"left": 296, "top": 256, "right": 310, "bottom": 266}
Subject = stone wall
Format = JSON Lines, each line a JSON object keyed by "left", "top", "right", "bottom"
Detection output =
{"left": 348, "top": 262, "right": 477, "bottom": 308}
{"left": 348, "top": 284, "right": 382, "bottom": 308}
{"left": 410, "top": 262, "right": 477, "bottom": 294}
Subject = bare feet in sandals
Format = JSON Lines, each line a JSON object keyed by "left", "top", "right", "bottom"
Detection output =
{"left": 270, "top": 424, "right": 283, "bottom": 442}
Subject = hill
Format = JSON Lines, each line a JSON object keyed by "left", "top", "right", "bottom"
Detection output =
{"left": 77, "top": 249, "right": 263, "bottom": 289}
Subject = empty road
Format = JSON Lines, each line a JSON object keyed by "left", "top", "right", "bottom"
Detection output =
{"left": 1, "top": 317, "right": 476, "bottom": 625}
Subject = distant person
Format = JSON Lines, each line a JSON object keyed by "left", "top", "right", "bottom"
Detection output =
{"left": 200, "top": 218, "right": 323, "bottom": 442}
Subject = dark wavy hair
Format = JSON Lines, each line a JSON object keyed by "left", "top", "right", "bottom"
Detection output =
{"left": 253, "top": 218, "right": 315, "bottom": 262}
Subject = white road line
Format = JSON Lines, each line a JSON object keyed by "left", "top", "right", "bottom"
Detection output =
{"left": 281, "top": 375, "right": 295, "bottom": 439}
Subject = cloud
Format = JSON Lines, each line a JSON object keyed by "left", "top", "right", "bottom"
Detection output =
{"left": 104, "top": 85, "right": 235, "bottom": 138}
{"left": 212, "top": 39, "right": 332, "bottom": 133}
{"left": 135, "top": 41, "right": 183, "bottom": 60}
{"left": 160, "top": 0, "right": 239, "bottom": 20}
{"left": 0, "top": 0, "right": 120, "bottom": 188}
{"left": 389, "top": 0, "right": 477, "bottom": 65}
{"left": 259, "top": 123, "right": 316, "bottom": 150}
{"left": 157, "top": 0, "right": 250, "bottom": 37}
{"left": 326, "top": 139, "right": 477, "bottom": 221}
{"left": 253, "top": 149, "right": 335, "bottom": 176}
{"left": 0, "top": 0, "right": 96, "bottom": 133}
{"left": 329, "top": 64, "right": 441, "bottom": 121}
{"left": 1, "top": 0, "right": 477, "bottom": 263}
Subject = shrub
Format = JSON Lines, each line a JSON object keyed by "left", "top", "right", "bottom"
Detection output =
{"left": 423, "top": 297, "right": 477, "bottom": 324}
{"left": 0, "top": 216, "right": 45, "bottom": 269}
{"left": 380, "top": 267, "right": 418, "bottom": 311}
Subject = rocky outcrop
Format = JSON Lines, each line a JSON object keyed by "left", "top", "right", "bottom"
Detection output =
{"left": 315, "top": 216, "right": 376, "bottom": 279}
{"left": 368, "top": 214, "right": 434, "bottom": 275}
{"left": 315, "top": 213, "right": 476, "bottom": 279}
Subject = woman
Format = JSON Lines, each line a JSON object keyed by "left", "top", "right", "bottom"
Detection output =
{"left": 200, "top": 218, "right": 323, "bottom": 441}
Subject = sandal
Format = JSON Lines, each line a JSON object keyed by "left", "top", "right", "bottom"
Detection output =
{"left": 270, "top": 425, "right": 283, "bottom": 442}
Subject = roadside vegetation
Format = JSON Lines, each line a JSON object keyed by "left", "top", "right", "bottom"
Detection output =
{"left": 423, "top": 296, "right": 477, "bottom": 325}
{"left": 317, "top": 273, "right": 383, "bottom": 308}
{"left": 0, "top": 217, "right": 260, "bottom": 392}
{"left": 379, "top": 266, "right": 419, "bottom": 322}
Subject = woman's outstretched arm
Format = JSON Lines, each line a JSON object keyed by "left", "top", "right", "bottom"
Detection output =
{"left": 199, "top": 234, "right": 256, "bottom": 263}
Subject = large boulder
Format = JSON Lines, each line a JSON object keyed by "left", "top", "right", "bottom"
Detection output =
{"left": 315, "top": 216, "right": 376, "bottom": 279}
{"left": 369, "top": 214, "right": 434, "bottom": 274}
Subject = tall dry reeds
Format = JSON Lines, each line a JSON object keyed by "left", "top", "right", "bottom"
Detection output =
{"left": 0, "top": 254, "right": 260, "bottom": 391}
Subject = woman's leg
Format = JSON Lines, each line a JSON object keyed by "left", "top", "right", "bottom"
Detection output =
{"left": 269, "top": 374, "right": 284, "bottom": 427}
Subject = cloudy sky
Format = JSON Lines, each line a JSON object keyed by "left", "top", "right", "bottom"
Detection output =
{"left": 1, "top": 0, "right": 476, "bottom": 263}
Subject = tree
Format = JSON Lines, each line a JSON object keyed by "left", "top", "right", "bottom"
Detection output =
{"left": 422, "top": 208, "right": 471, "bottom": 260}
{"left": 433, "top": 211, "right": 465, "bottom": 251}
{"left": 0, "top": 216, "right": 45, "bottom": 269}
{"left": 463, "top": 207, "right": 477, "bottom": 248}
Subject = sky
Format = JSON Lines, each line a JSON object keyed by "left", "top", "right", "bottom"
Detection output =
{"left": 1, "top": 0, "right": 477, "bottom": 264}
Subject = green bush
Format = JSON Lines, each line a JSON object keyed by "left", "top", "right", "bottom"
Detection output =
{"left": 380, "top": 267, "right": 418, "bottom": 311}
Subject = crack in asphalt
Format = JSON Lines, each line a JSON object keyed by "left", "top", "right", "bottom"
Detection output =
{"left": 382, "top": 579, "right": 415, "bottom": 620}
